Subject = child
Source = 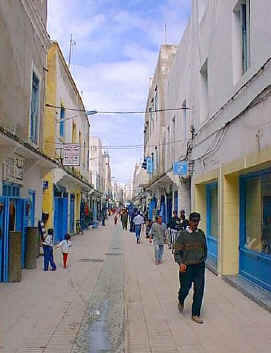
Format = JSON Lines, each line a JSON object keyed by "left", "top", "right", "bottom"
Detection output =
{"left": 42, "top": 228, "right": 56, "bottom": 271}
{"left": 58, "top": 234, "right": 72, "bottom": 269}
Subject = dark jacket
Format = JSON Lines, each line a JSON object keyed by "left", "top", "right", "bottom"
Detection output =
{"left": 174, "top": 228, "right": 207, "bottom": 265}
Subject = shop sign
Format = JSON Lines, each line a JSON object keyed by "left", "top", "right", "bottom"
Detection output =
{"left": 63, "top": 144, "right": 80, "bottom": 166}
{"left": 173, "top": 160, "right": 188, "bottom": 176}
{"left": 2, "top": 157, "right": 24, "bottom": 184}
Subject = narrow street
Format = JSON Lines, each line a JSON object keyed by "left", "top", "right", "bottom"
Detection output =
{"left": 0, "top": 219, "right": 270, "bottom": 353}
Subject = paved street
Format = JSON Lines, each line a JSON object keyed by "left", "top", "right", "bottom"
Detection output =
{"left": 1, "top": 219, "right": 271, "bottom": 353}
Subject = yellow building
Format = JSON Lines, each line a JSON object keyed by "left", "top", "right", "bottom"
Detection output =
{"left": 42, "top": 42, "right": 92, "bottom": 241}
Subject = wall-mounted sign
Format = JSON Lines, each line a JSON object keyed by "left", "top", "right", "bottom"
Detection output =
{"left": 2, "top": 157, "right": 24, "bottom": 184}
{"left": 173, "top": 160, "right": 188, "bottom": 176}
{"left": 146, "top": 157, "right": 153, "bottom": 174}
{"left": 63, "top": 144, "right": 80, "bottom": 166}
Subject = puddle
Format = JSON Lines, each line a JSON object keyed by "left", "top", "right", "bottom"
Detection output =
{"left": 88, "top": 300, "right": 111, "bottom": 352}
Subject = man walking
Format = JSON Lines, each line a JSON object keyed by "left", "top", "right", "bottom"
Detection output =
{"left": 168, "top": 210, "right": 181, "bottom": 250}
{"left": 133, "top": 212, "right": 145, "bottom": 244}
{"left": 174, "top": 212, "right": 207, "bottom": 324}
{"left": 150, "top": 216, "right": 167, "bottom": 265}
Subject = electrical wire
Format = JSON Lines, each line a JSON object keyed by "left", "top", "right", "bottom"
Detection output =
{"left": 45, "top": 103, "right": 192, "bottom": 114}
{"left": 43, "top": 137, "right": 185, "bottom": 150}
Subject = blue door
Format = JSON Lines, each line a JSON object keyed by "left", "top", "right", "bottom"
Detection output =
{"left": 166, "top": 195, "right": 172, "bottom": 225}
{"left": 15, "top": 198, "right": 27, "bottom": 268}
{"left": 0, "top": 197, "right": 9, "bottom": 282}
{"left": 240, "top": 171, "right": 271, "bottom": 291}
{"left": 206, "top": 183, "right": 218, "bottom": 266}
{"left": 54, "top": 196, "right": 68, "bottom": 243}
{"left": 70, "top": 194, "right": 75, "bottom": 233}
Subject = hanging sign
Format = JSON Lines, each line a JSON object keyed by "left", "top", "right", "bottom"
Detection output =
{"left": 173, "top": 160, "right": 188, "bottom": 176}
{"left": 63, "top": 144, "right": 80, "bottom": 166}
{"left": 2, "top": 157, "right": 24, "bottom": 183}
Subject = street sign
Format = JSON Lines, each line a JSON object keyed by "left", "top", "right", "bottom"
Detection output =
{"left": 173, "top": 160, "right": 188, "bottom": 176}
{"left": 63, "top": 144, "right": 81, "bottom": 166}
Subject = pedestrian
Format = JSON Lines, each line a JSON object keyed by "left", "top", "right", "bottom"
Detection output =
{"left": 121, "top": 209, "right": 128, "bottom": 230}
{"left": 180, "top": 209, "right": 189, "bottom": 230}
{"left": 42, "top": 228, "right": 56, "bottom": 271}
{"left": 168, "top": 210, "right": 181, "bottom": 250}
{"left": 57, "top": 233, "right": 72, "bottom": 269}
{"left": 150, "top": 216, "right": 167, "bottom": 264}
{"left": 174, "top": 212, "right": 207, "bottom": 324}
{"left": 133, "top": 212, "right": 145, "bottom": 244}
{"left": 101, "top": 207, "right": 106, "bottom": 226}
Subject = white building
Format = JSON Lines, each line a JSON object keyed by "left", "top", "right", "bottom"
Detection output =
{"left": 144, "top": 0, "right": 271, "bottom": 293}
{"left": 0, "top": 0, "right": 58, "bottom": 281}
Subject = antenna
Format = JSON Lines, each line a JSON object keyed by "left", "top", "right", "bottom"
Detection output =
{"left": 164, "top": 24, "right": 167, "bottom": 44}
{"left": 68, "top": 34, "right": 76, "bottom": 68}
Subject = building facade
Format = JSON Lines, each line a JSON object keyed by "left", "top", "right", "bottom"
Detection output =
{"left": 142, "top": 0, "right": 271, "bottom": 292}
{"left": 42, "top": 42, "right": 92, "bottom": 241}
{"left": 0, "top": 0, "right": 59, "bottom": 281}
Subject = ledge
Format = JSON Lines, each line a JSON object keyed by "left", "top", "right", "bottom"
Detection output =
{"left": 223, "top": 275, "right": 271, "bottom": 313}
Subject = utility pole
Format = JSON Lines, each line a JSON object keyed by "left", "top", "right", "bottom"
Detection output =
{"left": 68, "top": 34, "right": 76, "bottom": 68}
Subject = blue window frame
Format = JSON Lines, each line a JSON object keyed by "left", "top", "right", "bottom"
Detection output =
{"left": 30, "top": 72, "right": 40, "bottom": 144}
{"left": 2, "top": 182, "right": 20, "bottom": 197}
{"left": 206, "top": 183, "right": 218, "bottom": 265}
{"left": 60, "top": 106, "right": 65, "bottom": 137}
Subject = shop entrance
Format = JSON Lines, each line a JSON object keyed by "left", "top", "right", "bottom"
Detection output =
{"left": 54, "top": 196, "right": 68, "bottom": 243}
{"left": 240, "top": 170, "right": 271, "bottom": 291}
{"left": 0, "top": 196, "right": 27, "bottom": 282}
{"left": 206, "top": 183, "right": 218, "bottom": 266}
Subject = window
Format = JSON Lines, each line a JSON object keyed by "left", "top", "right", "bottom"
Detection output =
{"left": 243, "top": 173, "right": 271, "bottom": 255}
{"left": 200, "top": 60, "right": 209, "bottom": 123}
{"left": 241, "top": 0, "right": 250, "bottom": 73}
{"left": 233, "top": 0, "right": 250, "bottom": 81}
{"left": 59, "top": 106, "right": 65, "bottom": 137}
{"left": 30, "top": 72, "right": 40, "bottom": 144}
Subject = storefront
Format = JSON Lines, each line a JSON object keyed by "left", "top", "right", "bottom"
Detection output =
{"left": 206, "top": 183, "right": 218, "bottom": 266}
{"left": 240, "top": 168, "right": 271, "bottom": 291}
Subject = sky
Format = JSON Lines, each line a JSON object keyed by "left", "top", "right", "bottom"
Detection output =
{"left": 47, "top": 0, "right": 191, "bottom": 184}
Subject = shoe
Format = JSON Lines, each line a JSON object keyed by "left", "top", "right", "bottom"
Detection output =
{"left": 178, "top": 303, "right": 184, "bottom": 313}
{"left": 155, "top": 260, "right": 159, "bottom": 265}
{"left": 192, "top": 316, "right": 204, "bottom": 324}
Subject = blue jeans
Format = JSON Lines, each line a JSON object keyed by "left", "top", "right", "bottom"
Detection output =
{"left": 154, "top": 244, "right": 164, "bottom": 263}
{"left": 43, "top": 246, "right": 56, "bottom": 271}
{"left": 135, "top": 225, "right": 141, "bottom": 240}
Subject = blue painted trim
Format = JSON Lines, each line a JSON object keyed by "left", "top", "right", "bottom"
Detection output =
{"left": 206, "top": 182, "right": 218, "bottom": 264}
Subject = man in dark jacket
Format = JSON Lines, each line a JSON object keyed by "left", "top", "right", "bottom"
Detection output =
{"left": 174, "top": 212, "right": 207, "bottom": 324}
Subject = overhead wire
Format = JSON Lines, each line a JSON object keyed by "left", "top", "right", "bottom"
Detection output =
{"left": 45, "top": 103, "right": 192, "bottom": 115}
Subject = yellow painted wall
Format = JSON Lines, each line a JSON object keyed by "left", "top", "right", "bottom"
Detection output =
{"left": 194, "top": 184, "right": 207, "bottom": 233}
{"left": 42, "top": 173, "right": 54, "bottom": 229}
{"left": 193, "top": 143, "right": 271, "bottom": 276}
{"left": 220, "top": 174, "right": 239, "bottom": 275}
{"left": 42, "top": 44, "right": 57, "bottom": 229}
